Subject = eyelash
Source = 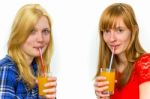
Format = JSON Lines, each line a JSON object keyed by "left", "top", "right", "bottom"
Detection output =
{"left": 30, "top": 29, "right": 50, "bottom": 35}
{"left": 117, "top": 29, "right": 124, "bottom": 33}
{"left": 31, "top": 29, "right": 36, "bottom": 34}
{"left": 103, "top": 29, "right": 110, "bottom": 33}
{"left": 42, "top": 29, "right": 50, "bottom": 34}
{"left": 103, "top": 29, "right": 124, "bottom": 33}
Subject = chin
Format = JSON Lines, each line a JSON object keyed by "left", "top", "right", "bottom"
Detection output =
{"left": 113, "top": 50, "right": 119, "bottom": 55}
{"left": 32, "top": 53, "right": 40, "bottom": 57}
{"left": 35, "top": 54, "right": 40, "bottom": 57}
{"left": 115, "top": 52, "right": 124, "bottom": 56}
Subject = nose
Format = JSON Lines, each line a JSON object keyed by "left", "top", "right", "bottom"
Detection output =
{"left": 109, "top": 31, "right": 116, "bottom": 42}
{"left": 36, "top": 32, "right": 44, "bottom": 42}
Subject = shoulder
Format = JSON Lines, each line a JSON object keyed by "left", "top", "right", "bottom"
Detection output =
{"left": 136, "top": 53, "right": 150, "bottom": 62}
{"left": 0, "top": 55, "right": 19, "bottom": 77}
{"left": 134, "top": 53, "right": 150, "bottom": 83}
{"left": 135, "top": 53, "right": 150, "bottom": 66}
{"left": 0, "top": 55, "right": 16, "bottom": 66}
{"left": 0, "top": 56, "right": 19, "bottom": 89}
{"left": 134, "top": 53, "right": 150, "bottom": 68}
{"left": 0, "top": 56, "right": 20, "bottom": 98}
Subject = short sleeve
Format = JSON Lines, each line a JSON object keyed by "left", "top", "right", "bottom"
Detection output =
{"left": 135, "top": 54, "right": 150, "bottom": 84}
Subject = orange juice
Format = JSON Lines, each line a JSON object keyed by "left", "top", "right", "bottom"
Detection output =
{"left": 38, "top": 76, "right": 48, "bottom": 96}
{"left": 100, "top": 68, "right": 115, "bottom": 94}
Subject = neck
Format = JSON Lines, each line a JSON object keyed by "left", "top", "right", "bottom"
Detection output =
{"left": 118, "top": 53, "right": 127, "bottom": 64}
{"left": 23, "top": 53, "right": 34, "bottom": 66}
{"left": 117, "top": 53, "right": 128, "bottom": 73}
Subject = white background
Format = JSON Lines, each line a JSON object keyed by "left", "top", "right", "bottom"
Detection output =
{"left": 0, "top": 0, "right": 150, "bottom": 99}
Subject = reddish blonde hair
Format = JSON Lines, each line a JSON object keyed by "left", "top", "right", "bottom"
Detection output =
{"left": 96, "top": 3, "right": 145, "bottom": 88}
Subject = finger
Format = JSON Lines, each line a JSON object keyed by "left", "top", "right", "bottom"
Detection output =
{"left": 45, "top": 93, "right": 56, "bottom": 99}
{"left": 47, "top": 77, "right": 57, "bottom": 82}
{"left": 115, "top": 80, "right": 117, "bottom": 83}
{"left": 95, "top": 85, "right": 109, "bottom": 92}
{"left": 95, "top": 76, "right": 107, "bottom": 82}
{"left": 94, "top": 81, "right": 109, "bottom": 87}
{"left": 95, "top": 91, "right": 110, "bottom": 98}
{"left": 43, "top": 87, "right": 56, "bottom": 94}
{"left": 35, "top": 79, "right": 38, "bottom": 84}
{"left": 44, "top": 81, "right": 57, "bottom": 87}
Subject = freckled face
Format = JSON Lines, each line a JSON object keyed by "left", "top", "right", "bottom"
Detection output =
{"left": 103, "top": 18, "right": 131, "bottom": 56}
{"left": 21, "top": 16, "right": 50, "bottom": 59}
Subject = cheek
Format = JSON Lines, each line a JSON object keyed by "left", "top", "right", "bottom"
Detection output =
{"left": 45, "top": 37, "right": 50, "bottom": 44}
{"left": 20, "top": 43, "right": 29, "bottom": 54}
{"left": 24, "top": 40, "right": 33, "bottom": 46}
{"left": 21, "top": 39, "right": 34, "bottom": 52}
{"left": 125, "top": 39, "right": 130, "bottom": 47}
{"left": 24, "top": 36, "right": 34, "bottom": 45}
{"left": 103, "top": 36, "right": 109, "bottom": 44}
{"left": 123, "top": 32, "right": 131, "bottom": 43}
{"left": 121, "top": 36, "right": 131, "bottom": 49}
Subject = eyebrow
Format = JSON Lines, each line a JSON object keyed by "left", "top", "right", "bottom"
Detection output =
{"left": 114, "top": 26, "right": 127, "bottom": 29}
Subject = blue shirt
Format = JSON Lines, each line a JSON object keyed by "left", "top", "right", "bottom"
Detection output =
{"left": 0, "top": 55, "right": 39, "bottom": 99}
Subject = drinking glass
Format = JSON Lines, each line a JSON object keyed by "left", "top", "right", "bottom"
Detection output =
{"left": 38, "top": 72, "right": 51, "bottom": 96}
{"left": 100, "top": 68, "right": 115, "bottom": 95}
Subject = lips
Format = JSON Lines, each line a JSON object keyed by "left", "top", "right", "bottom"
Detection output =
{"left": 33, "top": 47, "right": 44, "bottom": 51}
{"left": 110, "top": 45, "right": 119, "bottom": 50}
{"left": 34, "top": 46, "right": 44, "bottom": 49}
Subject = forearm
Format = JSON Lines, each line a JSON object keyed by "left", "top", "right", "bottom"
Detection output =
{"left": 140, "top": 81, "right": 150, "bottom": 99}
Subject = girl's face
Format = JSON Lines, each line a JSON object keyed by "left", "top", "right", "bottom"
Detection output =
{"left": 21, "top": 16, "right": 50, "bottom": 59}
{"left": 103, "top": 17, "right": 131, "bottom": 56}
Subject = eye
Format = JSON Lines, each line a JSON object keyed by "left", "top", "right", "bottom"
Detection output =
{"left": 119, "top": 29, "right": 123, "bottom": 32}
{"left": 30, "top": 29, "right": 36, "bottom": 35}
{"left": 116, "top": 28, "right": 124, "bottom": 33}
{"left": 42, "top": 29, "right": 50, "bottom": 35}
{"left": 104, "top": 29, "right": 110, "bottom": 34}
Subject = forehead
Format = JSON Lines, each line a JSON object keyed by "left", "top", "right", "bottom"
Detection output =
{"left": 34, "top": 16, "right": 50, "bottom": 29}
{"left": 102, "top": 16, "right": 127, "bottom": 30}
{"left": 111, "top": 17, "right": 127, "bottom": 28}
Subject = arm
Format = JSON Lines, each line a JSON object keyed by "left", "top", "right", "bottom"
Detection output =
{"left": 136, "top": 54, "right": 150, "bottom": 99}
{"left": 0, "top": 66, "right": 17, "bottom": 98}
{"left": 139, "top": 81, "right": 150, "bottom": 99}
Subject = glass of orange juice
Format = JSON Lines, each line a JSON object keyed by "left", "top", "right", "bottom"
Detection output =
{"left": 38, "top": 72, "right": 51, "bottom": 96}
{"left": 100, "top": 68, "right": 115, "bottom": 95}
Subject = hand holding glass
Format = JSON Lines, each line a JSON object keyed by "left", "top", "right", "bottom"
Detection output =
{"left": 100, "top": 68, "right": 115, "bottom": 95}
{"left": 38, "top": 73, "right": 51, "bottom": 96}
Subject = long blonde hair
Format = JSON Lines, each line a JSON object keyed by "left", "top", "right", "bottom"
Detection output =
{"left": 96, "top": 3, "right": 145, "bottom": 88}
{"left": 7, "top": 4, "right": 53, "bottom": 89}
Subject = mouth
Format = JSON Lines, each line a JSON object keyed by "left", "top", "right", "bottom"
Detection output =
{"left": 33, "top": 47, "right": 44, "bottom": 51}
{"left": 110, "top": 45, "right": 119, "bottom": 51}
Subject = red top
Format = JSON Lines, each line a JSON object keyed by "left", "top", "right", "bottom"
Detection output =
{"left": 111, "top": 53, "right": 150, "bottom": 99}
